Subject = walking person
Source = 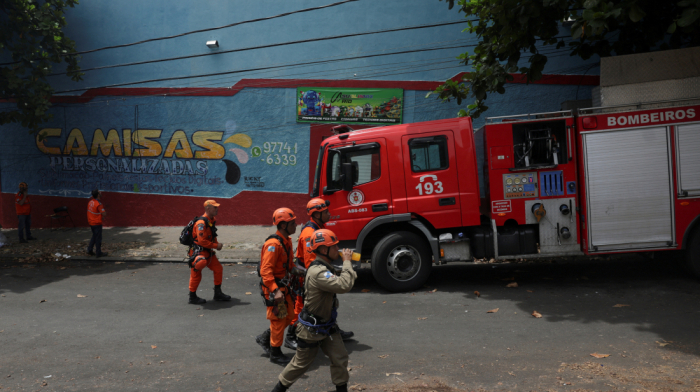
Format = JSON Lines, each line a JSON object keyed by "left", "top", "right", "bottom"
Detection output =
{"left": 271, "top": 229, "right": 357, "bottom": 392}
{"left": 15, "top": 182, "right": 36, "bottom": 243}
{"left": 87, "top": 189, "right": 107, "bottom": 257}
{"left": 187, "top": 200, "right": 232, "bottom": 304}
{"left": 285, "top": 198, "right": 354, "bottom": 350}
{"left": 256, "top": 208, "right": 297, "bottom": 365}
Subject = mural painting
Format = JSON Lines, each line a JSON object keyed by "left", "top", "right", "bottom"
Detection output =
{"left": 25, "top": 125, "right": 307, "bottom": 200}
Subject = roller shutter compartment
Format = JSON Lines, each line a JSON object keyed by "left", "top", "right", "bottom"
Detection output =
{"left": 583, "top": 126, "right": 674, "bottom": 251}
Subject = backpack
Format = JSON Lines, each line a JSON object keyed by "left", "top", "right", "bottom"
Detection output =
{"left": 179, "top": 216, "right": 210, "bottom": 247}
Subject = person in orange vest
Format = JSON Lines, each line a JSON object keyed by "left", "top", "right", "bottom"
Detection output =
{"left": 188, "top": 200, "right": 231, "bottom": 305}
{"left": 284, "top": 198, "right": 354, "bottom": 350}
{"left": 15, "top": 182, "right": 36, "bottom": 243}
{"left": 256, "top": 207, "right": 297, "bottom": 365}
{"left": 87, "top": 189, "right": 107, "bottom": 257}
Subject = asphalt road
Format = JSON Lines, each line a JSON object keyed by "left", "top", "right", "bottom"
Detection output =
{"left": 1, "top": 254, "right": 699, "bottom": 392}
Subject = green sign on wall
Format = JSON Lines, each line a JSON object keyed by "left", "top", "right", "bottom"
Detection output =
{"left": 296, "top": 87, "right": 403, "bottom": 125}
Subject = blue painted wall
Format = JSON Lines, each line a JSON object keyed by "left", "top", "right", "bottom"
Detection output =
{"left": 46, "top": 0, "right": 597, "bottom": 92}
{"left": 0, "top": 0, "right": 597, "bottom": 225}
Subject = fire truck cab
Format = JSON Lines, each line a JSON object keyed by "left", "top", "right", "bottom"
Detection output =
{"left": 310, "top": 101, "right": 700, "bottom": 292}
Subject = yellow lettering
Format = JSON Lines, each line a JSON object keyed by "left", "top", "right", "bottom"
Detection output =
{"left": 63, "top": 128, "right": 88, "bottom": 156}
{"left": 123, "top": 129, "right": 132, "bottom": 157}
{"left": 164, "top": 130, "right": 194, "bottom": 158}
{"left": 132, "top": 129, "right": 163, "bottom": 157}
{"left": 90, "top": 129, "right": 123, "bottom": 157}
{"left": 36, "top": 128, "right": 62, "bottom": 155}
{"left": 192, "top": 131, "right": 224, "bottom": 159}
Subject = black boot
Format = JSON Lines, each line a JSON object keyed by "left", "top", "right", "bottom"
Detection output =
{"left": 256, "top": 329, "right": 271, "bottom": 356}
{"left": 338, "top": 328, "right": 354, "bottom": 341}
{"left": 336, "top": 384, "right": 348, "bottom": 392}
{"left": 188, "top": 291, "right": 206, "bottom": 305}
{"left": 271, "top": 381, "right": 288, "bottom": 392}
{"left": 213, "top": 285, "right": 231, "bottom": 301}
{"left": 284, "top": 325, "right": 298, "bottom": 350}
{"left": 269, "top": 346, "right": 291, "bottom": 366}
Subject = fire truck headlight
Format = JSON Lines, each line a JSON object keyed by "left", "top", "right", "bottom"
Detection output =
{"left": 560, "top": 227, "right": 571, "bottom": 239}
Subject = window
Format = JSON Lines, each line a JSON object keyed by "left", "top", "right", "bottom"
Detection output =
{"left": 409, "top": 135, "right": 448, "bottom": 172}
{"left": 326, "top": 144, "right": 381, "bottom": 190}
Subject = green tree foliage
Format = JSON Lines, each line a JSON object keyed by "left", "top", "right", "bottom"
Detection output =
{"left": 0, "top": 0, "right": 82, "bottom": 132}
{"left": 431, "top": 0, "right": 700, "bottom": 118}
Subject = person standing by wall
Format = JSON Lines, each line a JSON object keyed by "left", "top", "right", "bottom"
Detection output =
{"left": 256, "top": 208, "right": 297, "bottom": 365}
{"left": 15, "top": 182, "right": 36, "bottom": 243}
{"left": 271, "top": 229, "right": 356, "bottom": 392}
{"left": 187, "top": 200, "right": 231, "bottom": 305}
{"left": 87, "top": 189, "right": 107, "bottom": 257}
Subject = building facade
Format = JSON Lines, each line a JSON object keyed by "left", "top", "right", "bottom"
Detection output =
{"left": 0, "top": 0, "right": 598, "bottom": 227}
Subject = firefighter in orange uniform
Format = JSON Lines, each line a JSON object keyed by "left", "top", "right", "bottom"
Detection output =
{"left": 284, "top": 198, "right": 354, "bottom": 350}
{"left": 256, "top": 208, "right": 297, "bottom": 365}
{"left": 87, "top": 189, "right": 107, "bottom": 257}
{"left": 15, "top": 182, "right": 36, "bottom": 243}
{"left": 187, "top": 200, "right": 231, "bottom": 305}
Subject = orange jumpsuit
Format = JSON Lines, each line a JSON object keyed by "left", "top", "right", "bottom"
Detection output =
{"left": 260, "top": 231, "right": 295, "bottom": 348}
{"left": 291, "top": 221, "right": 324, "bottom": 324}
{"left": 188, "top": 214, "right": 223, "bottom": 292}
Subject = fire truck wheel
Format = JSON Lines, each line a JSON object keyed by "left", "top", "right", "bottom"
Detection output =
{"left": 371, "top": 231, "right": 432, "bottom": 292}
{"left": 686, "top": 228, "right": 700, "bottom": 278}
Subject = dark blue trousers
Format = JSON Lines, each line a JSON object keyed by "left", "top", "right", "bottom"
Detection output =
{"left": 88, "top": 225, "right": 103, "bottom": 255}
{"left": 18, "top": 215, "right": 31, "bottom": 241}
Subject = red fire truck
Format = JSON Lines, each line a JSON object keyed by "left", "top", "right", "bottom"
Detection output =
{"left": 310, "top": 100, "right": 700, "bottom": 291}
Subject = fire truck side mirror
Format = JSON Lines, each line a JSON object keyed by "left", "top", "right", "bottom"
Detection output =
{"left": 340, "top": 162, "right": 354, "bottom": 191}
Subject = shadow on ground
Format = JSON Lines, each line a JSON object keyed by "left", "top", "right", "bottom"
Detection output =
{"left": 1, "top": 227, "right": 164, "bottom": 255}
{"left": 351, "top": 253, "right": 700, "bottom": 358}
{"left": 0, "top": 260, "right": 151, "bottom": 296}
{"left": 201, "top": 296, "right": 250, "bottom": 310}
{"left": 0, "top": 227, "right": 171, "bottom": 295}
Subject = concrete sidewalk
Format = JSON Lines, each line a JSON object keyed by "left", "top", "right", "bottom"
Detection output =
{"left": 0, "top": 225, "right": 295, "bottom": 264}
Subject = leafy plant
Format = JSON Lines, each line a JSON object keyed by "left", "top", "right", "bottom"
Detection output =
{"left": 431, "top": 0, "right": 700, "bottom": 119}
{"left": 0, "top": 0, "right": 83, "bottom": 132}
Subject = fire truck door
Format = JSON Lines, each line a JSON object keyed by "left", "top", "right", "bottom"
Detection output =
{"left": 402, "top": 131, "right": 461, "bottom": 229}
{"left": 322, "top": 139, "right": 391, "bottom": 240}
{"left": 583, "top": 126, "right": 675, "bottom": 251}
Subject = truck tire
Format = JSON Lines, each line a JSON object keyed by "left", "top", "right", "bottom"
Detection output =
{"left": 686, "top": 228, "right": 700, "bottom": 279}
{"left": 371, "top": 231, "right": 432, "bottom": 292}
